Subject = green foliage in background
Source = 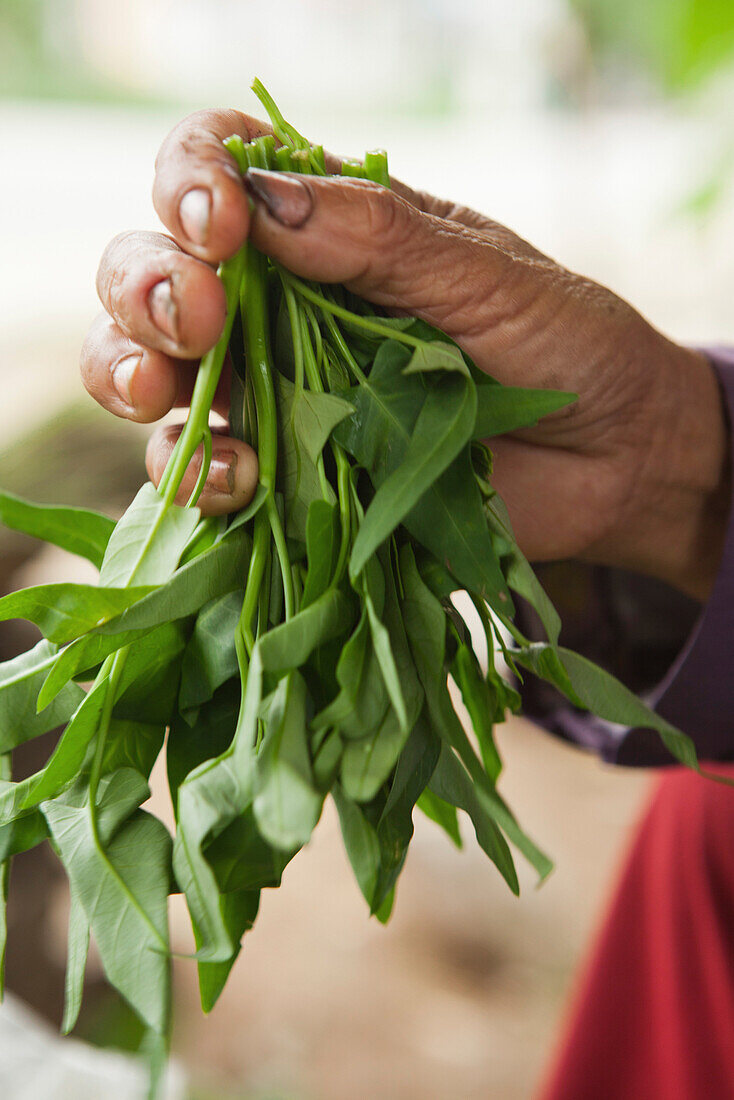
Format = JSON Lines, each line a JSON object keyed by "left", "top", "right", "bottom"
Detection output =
{"left": 572, "top": 0, "right": 734, "bottom": 90}
{"left": 0, "top": 0, "right": 168, "bottom": 103}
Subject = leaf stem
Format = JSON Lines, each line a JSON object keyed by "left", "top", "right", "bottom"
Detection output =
{"left": 280, "top": 271, "right": 424, "bottom": 351}
{"left": 158, "top": 249, "right": 246, "bottom": 507}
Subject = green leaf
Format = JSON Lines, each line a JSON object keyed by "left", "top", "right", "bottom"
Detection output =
{"left": 350, "top": 374, "right": 476, "bottom": 577}
{"left": 0, "top": 756, "right": 9, "bottom": 995}
{"left": 168, "top": 681, "right": 240, "bottom": 814}
{"left": 18, "top": 677, "right": 109, "bottom": 811}
{"left": 275, "top": 373, "right": 336, "bottom": 542}
{"left": 173, "top": 754, "right": 253, "bottom": 964}
{"left": 179, "top": 514, "right": 227, "bottom": 567}
{"left": 404, "top": 447, "right": 512, "bottom": 614}
{"left": 99, "top": 483, "right": 200, "bottom": 588}
{"left": 400, "top": 545, "right": 552, "bottom": 881}
{"left": 111, "top": 622, "right": 186, "bottom": 727}
{"left": 365, "top": 594, "right": 408, "bottom": 732}
{"left": 486, "top": 496, "right": 560, "bottom": 644}
{"left": 62, "top": 890, "right": 89, "bottom": 1034}
{"left": 312, "top": 729, "right": 343, "bottom": 790}
{"left": 294, "top": 389, "right": 354, "bottom": 465}
{"left": 416, "top": 789, "right": 463, "bottom": 848}
{"left": 253, "top": 672, "right": 322, "bottom": 851}
{"left": 99, "top": 719, "right": 165, "bottom": 781}
{"left": 516, "top": 643, "right": 699, "bottom": 769}
{"left": 451, "top": 644, "right": 503, "bottom": 783}
{"left": 301, "top": 500, "right": 339, "bottom": 609}
{"left": 0, "top": 582, "right": 154, "bottom": 645}
{"left": 340, "top": 707, "right": 405, "bottom": 803}
{"left": 223, "top": 484, "right": 268, "bottom": 534}
{"left": 38, "top": 528, "right": 250, "bottom": 707}
{"left": 340, "top": 563, "right": 424, "bottom": 802}
{"left": 333, "top": 784, "right": 381, "bottom": 907}
{"left": 0, "top": 640, "right": 84, "bottom": 753}
{"left": 311, "top": 610, "right": 390, "bottom": 739}
{"left": 42, "top": 770, "right": 171, "bottom": 1034}
{"left": 0, "top": 809, "right": 49, "bottom": 861}
{"left": 205, "top": 807, "right": 287, "bottom": 894}
{"left": 0, "top": 490, "right": 114, "bottom": 568}
{"left": 474, "top": 384, "right": 576, "bottom": 439}
{"left": 194, "top": 889, "right": 261, "bottom": 1013}
{"left": 20, "top": 628, "right": 183, "bottom": 814}
{"left": 334, "top": 342, "right": 511, "bottom": 610}
{"left": 403, "top": 340, "right": 470, "bottom": 377}
{"left": 371, "top": 712, "right": 441, "bottom": 909}
{"left": 179, "top": 591, "right": 243, "bottom": 714}
{"left": 332, "top": 340, "right": 425, "bottom": 486}
{"left": 257, "top": 588, "right": 355, "bottom": 674}
{"left": 428, "top": 745, "right": 519, "bottom": 894}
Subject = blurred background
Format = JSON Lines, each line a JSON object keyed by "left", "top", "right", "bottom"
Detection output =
{"left": 2, "top": 1, "right": 734, "bottom": 1097}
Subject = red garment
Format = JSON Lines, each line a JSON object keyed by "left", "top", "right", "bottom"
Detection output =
{"left": 538, "top": 764, "right": 734, "bottom": 1100}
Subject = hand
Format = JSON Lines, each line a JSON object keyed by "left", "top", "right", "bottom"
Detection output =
{"left": 81, "top": 109, "right": 731, "bottom": 598}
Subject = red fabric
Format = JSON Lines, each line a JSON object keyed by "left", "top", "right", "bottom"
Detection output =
{"left": 538, "top": 764, "right": 734, "bottom": 1100}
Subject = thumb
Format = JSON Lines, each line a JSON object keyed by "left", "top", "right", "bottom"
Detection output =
{"left": 244, "top": 168, "right": 513, "bottom": 339}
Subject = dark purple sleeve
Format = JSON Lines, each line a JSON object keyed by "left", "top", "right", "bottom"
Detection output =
{"left": 516, "top": 347, "right": 734, "bottom": 767}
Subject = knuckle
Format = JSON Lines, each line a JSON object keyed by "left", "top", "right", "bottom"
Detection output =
{"left": 360, "top": 182, "right": 410, "bottom": 243}
{"left": 96, "top": 232, "right": 137, "bottom": 307}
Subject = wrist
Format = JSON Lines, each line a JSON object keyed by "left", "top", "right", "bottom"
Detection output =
{"left": 592, "top": 343, "right": 731, "bottom": 601}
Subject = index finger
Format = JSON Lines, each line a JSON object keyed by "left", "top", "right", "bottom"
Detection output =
{"left": 152, "top": 108, "right": 458, "bottom": 266}
{"left": 153, "top": 109, "right": 271, "bottom": 263}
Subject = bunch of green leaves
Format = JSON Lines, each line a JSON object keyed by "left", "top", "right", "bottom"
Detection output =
{"left": 0, "top": 80, "right": 701, "bottom": 1093}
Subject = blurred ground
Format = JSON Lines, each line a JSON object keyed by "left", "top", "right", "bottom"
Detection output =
{"left": 2, "top": 98, "right": 733, "bottom": 1098}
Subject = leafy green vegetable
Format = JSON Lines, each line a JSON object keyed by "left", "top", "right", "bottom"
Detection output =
{"left": 0, "top": 82, "right": 704, "bottom": 1095}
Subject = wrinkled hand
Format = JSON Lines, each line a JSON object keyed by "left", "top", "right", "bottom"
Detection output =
{"left": 82, "top": 109, "right": 730, "bottom": 597}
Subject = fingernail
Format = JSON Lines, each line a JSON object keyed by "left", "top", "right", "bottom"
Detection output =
{"left": 208, "top": 452, "right": 237, "bottom": 495}
{"left": 245, "top": 168, "right": 313, "bottom": 228}
{"left": 179, "top": 187, "right": 211, "bottom": 246}
{"left": 149, "top": 279, "right": 178, "bottom": 342}
{"left": 112, "top": 353, "right": 140, "bottom": 407}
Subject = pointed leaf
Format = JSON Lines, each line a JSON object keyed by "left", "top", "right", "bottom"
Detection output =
{"left": 38, "top": 528, "right": 250, "bottom": 707}
{"left": 0, "top": 640, "right": 84, "bottom": 752}
{"left": 428, "top": 745, "right": 519, "bottom": 893}
{"left": 294, "top": 389, "right": 354, "bottom": 464}
{"left": 474, "top": 384, "right": 576, "bottom": 439}
{"left": 0, "top": 582, "right": 154, "bottom": 645}
{"left": 179, "top": 591, "right": 243, "bottom": 714}
{"left": 350, "top": 374, "right": 476, "bottom": 577}
{"left": 0, "top": 490, "right": 114, "bottom": 568}
{"left": 41, "top": 770, "right": 171, "bottom": 1034}
{"left": 416, "top": 789, "right": 463, "bottom": 848}
{"left": 253, "top": 672, "right": 322, "bottom": 851}
{"left": 403, "top": 340, "right": 470, "bottom": 377}
{"left": 99, "top": 482, "right": 200, "bottom": 587}
{"left": 516, "top": 643, "right": 699, "bottom": 769}
{"left": 301, "top": 500, "right": 339, "bottom": 609}
{"left": 62, "top": 891, "right": 89, "bottom": 1034}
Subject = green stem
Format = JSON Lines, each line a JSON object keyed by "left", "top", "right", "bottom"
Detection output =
{"left": 87, "top": 648, "right": 128, "bottom": 809}
{"left": 238, "top": 243, "right": 294, "bottom": 655}
{"left": 281, "top": 271, "right": 423, "bottom": 350}
{"left": 252, "top": 77, "right": 310, "bottom": 152}
{"left": 321, "top": 310, "right": 368, "bottom": 386}
{"left": 158, "top": 250, "right": 245, "bottom": 506}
